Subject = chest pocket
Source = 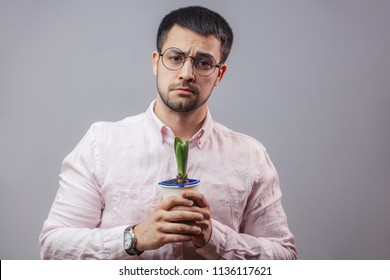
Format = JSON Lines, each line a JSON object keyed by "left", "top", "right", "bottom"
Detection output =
{"left": 100, "top": 184, "right": 159, "bottom": 227}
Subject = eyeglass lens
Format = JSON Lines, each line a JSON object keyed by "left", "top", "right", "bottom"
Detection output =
{"left": 161, "top": 48, "right": 218, "bottom": 77}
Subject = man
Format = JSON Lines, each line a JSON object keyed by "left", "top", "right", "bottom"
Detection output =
{"left": 39, "top": 6, "right": 297, "bottom": 260}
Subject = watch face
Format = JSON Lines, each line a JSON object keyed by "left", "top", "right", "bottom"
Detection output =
{"left": 124, "top": 232, "right": 132, "bottom": 249}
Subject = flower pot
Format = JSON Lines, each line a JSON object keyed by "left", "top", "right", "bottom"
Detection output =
{"left": 158, "top": 179, "right": 200, "bottom": 198}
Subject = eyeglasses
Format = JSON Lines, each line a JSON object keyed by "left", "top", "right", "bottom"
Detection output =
{"left": 159, "top": 47, "right": 222, "bottom": 77}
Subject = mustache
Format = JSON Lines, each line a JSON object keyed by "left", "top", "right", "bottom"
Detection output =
{"left": 168, "top": 82, "right": 199, "bottom": 94}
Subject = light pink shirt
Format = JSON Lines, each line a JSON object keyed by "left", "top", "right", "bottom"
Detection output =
{"left": 39, "top": 101, "right": 297, "bottom": 259}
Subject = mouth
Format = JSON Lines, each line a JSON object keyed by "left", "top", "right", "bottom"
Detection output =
{"left": 172, "top": 87, "right": 195, "bottom": 95}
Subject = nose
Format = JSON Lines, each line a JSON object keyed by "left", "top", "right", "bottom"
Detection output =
{"left": 178, "top": 57, "right": 195, "bottom": 81}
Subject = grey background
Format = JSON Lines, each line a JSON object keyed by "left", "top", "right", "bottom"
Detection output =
{"left": 1, "top": 0, "right": 389, "bottom": 259}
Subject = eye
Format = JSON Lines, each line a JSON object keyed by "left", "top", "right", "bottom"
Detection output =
{"left": 195, "top": 58, "right": 213, "bottom": 69}
{"left": 166, "top": 52, "right": 185, "bottom": 64}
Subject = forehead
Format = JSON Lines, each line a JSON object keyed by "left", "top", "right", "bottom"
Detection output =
{"left": 162, "top": 25, "right": 221, "bottom": 60}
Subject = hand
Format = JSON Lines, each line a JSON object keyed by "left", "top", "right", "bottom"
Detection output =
{"left": 133, "top": 195, "right": 204, "bottom": 251}
{"left": 180, "top": 190, "right": 212, "bottom": 248}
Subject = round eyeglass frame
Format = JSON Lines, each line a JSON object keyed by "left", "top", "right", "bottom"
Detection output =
{"left": 159, "top": 47, "right": 222, "bottom": 77}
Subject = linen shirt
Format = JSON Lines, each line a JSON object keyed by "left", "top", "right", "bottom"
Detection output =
{"left": 39, "top": 100, "right": 297, "bottom": 260}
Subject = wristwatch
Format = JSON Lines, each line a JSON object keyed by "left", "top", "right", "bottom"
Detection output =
{"left": 123, "top": 226, "right": 143, "bottom": 256}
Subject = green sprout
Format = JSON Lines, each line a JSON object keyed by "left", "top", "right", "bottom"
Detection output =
{"left": 174, "top": 136, "right": 189, "bottom": 184}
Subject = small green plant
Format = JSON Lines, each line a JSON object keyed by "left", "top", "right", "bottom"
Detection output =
{"left": 174, "top": 136, "right": 189, "bottom": 184}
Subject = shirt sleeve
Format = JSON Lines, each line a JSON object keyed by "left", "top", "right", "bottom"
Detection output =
{"left": 39, "top": 125, "right": 130, "bottom": 259}
{"left": 196, "top": 149, "right": 297, "bottom": 260}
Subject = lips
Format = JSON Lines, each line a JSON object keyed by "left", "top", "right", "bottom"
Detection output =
{"left": 174, "top": 87, "right": 193, "bottom": 93}
{"left": 171, "top": 87, "right": 197, "bottom": 97}
{"left": 168, "top": 83, "right": 199, "bottom": 96}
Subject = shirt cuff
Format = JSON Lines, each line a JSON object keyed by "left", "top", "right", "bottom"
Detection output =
{"left": 101, "top": 225, "right": 130, "bottom": 259}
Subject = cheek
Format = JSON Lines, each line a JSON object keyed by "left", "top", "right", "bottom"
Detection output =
{"left": 156, "top": 72, "right": 172, "bottom": 90}
{"left": 198, "top": 82, "right": 216, "bottom": 97}
{"left": 204, "top": 76, "right": 219, "bottom": 91}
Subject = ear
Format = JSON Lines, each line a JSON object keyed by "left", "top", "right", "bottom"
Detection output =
{"left": 214, "top": 64, "right": 227, "bottom": 86}
{"left": 152, "top": 51, "right": 159, "bottom": 76}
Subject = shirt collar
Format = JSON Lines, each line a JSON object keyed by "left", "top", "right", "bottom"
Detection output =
{"left": 145, "top": 100, "right": 213, "bottom": 149}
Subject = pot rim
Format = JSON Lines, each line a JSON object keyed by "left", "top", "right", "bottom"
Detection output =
{"left": 158, "top": 178, "right": 200, "bottom": 187}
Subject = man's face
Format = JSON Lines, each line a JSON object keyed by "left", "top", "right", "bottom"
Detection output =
{"left": 152, "top": 25, "right": 227, "bottom": 113}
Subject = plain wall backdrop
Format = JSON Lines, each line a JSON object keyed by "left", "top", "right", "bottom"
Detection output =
{"left": 1, "top": 0, "right": 389, "bottom": 259}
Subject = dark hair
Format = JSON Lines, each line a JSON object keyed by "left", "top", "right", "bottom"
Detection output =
{"left": 156, "top": 6, "right": 233, "bottom": 63}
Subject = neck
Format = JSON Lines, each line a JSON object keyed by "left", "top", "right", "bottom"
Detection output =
{"left": 154, "top": 98, "right": 207, "bottom": 141}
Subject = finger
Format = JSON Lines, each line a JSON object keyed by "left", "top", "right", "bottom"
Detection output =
{"left": 181, "top": 220, "right": 196, "bottom": 226}
{"left": 169, "top": 205, "right": 202, "bottom": 213}
{"left": 159, "top": 195, "right": 195, "bottom": 210}
{"left": 162, "top": 222, "right": 202, "bottom": 235}
{"left": 170, "top": 205, "right": 210, "bottom": 222}
{"left": 160, "top": 233, "right": 195, "bottom": 244}
{"left": 165, "top": 210, "right": 204, "bottom": 222}
{"left": 181, "top": 190, "right": 209, "bottom": 208}
{"left": 195, "top": 220, "right": 210, "bottom": 231}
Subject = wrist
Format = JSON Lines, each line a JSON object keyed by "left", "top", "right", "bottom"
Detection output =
{"left": 132, "top": 225, "right": 143, "bottom": 251}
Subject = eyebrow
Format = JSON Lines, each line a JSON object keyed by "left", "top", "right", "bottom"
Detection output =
{"left": 169, "top": 48, "right": 215, "bottom": 57}
{"left": 184, "top": 50, "right": 216, "bottom": 60}
{"left": 194, "top": 52, "right": 214, "bottom": 58}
